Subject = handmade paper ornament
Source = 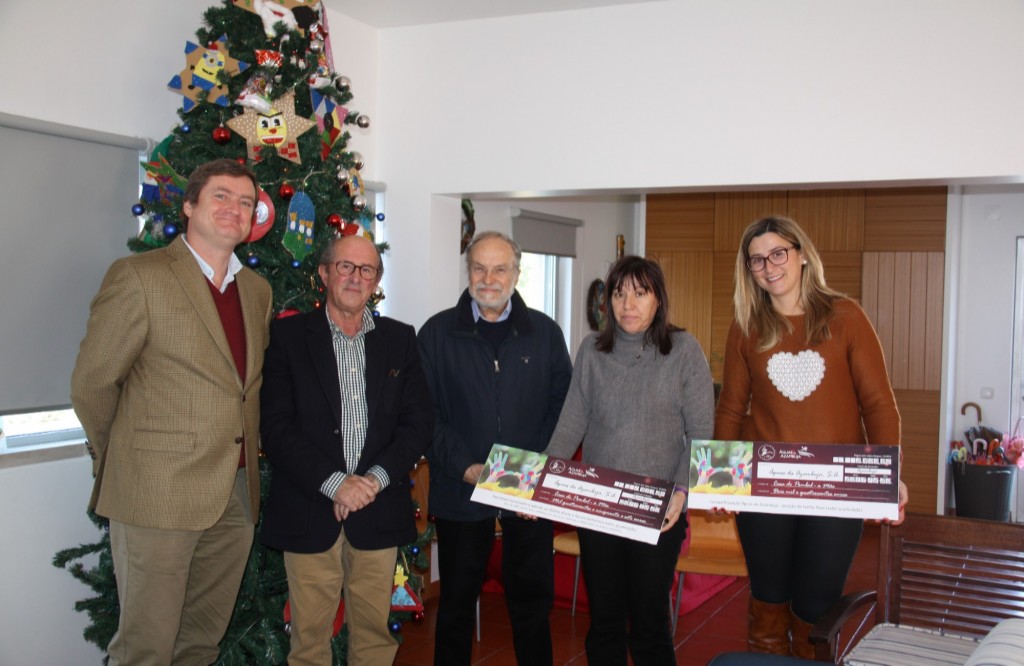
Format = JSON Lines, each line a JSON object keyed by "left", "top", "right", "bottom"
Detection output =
{"left": 232, "top": 0, "right": 320, "bottom": 37}
{"left": 226, "top": 91, "right": 316, "bottom": 164}
{"left": 254, "top": 49, "right": 284, "bottom": 68}
{"left": 142, "top": 156, "right": 188, "bottom": 205}
{"left": 307, "top": 47, "right": 332, "bottom": 88}
{"left": 357, "top": 211, "right": 377, "bottom": 242}
{"left": 235, "top": 71, "right": 274, "bottom": 114}
{"left": 346, "top": 168, "right": 363, "bottom": 197}
{"left": 246, "top": 187, "right": 276, "bottom": 242}
{"left": 310, "top": 89, "right": 348, "bottom": 160}
{"left": 282, "top": 191, "right": 315, "bottom": 260}
{"left": 168, "top": 35, "right": 249, "bottom": 113}
{"left": 390, "top": 564, "right": 424, "bottom": 612}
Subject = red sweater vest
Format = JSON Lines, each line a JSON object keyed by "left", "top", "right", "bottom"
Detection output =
{"left": 207, "top": 280, "right": 248, "bottom": 467}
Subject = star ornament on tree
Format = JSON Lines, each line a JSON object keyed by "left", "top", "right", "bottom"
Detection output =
{"left": 226, "top": 91, "right": 316, "bottom": 164}
{"left": 168, "top": 35, "right": 249, "bottom": 113}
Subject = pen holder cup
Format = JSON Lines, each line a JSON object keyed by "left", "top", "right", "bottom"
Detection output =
{"left": 951, "top": 462, "right": 1016, "bottom": 522}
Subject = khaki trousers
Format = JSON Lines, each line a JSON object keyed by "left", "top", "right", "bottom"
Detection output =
{"left": 107, "top": 469, "right": 253, "bottom": 666}
{"left": 284, "top": 529, "right": 398, "bottom": 666}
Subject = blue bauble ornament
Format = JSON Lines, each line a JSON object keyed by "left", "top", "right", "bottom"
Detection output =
{"left": 181, "top": 123, "right": 191, "bottom": 133}
{"left": 246, "top": 255, "right": 260, "bottom": 268}
{"left": 410, "top": 546, "right": 420, "bottom": 556}
{"left": 163, "top": 223, "right": 179, "bottom": 238}
{"left": 131, "top": 203, "right": 145, "bottom": 216}
{"left": 376, "top": 212, "right": 385, "bottom": 221}
{"left": 389, "top": 621, "right": 401, "bottom": 633}
{"left": 291, "top": 260, "right": 302, "bottom": 268}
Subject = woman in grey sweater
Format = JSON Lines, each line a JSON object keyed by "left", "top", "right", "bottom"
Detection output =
{"left": 545, "top": 256, "right": 715, "bottom": 666}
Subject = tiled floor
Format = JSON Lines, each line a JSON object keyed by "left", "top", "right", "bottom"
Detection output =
{"left": 394, "top": 524, "right": 880, "bottom": 665}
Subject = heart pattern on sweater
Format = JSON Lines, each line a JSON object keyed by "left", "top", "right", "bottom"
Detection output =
{"left": 767, "top": 350, "right": 825, "bottom": 402}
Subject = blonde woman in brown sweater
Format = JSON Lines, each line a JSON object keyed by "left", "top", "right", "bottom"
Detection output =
{"left": 715, "top": 216, "right": 908, "bottom": 658}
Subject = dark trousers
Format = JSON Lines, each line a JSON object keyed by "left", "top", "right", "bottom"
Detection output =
{"left": 736, "top": 513, "right": 863, "bottom": 622}
{"left": 578, "top": 517, "right": 687, "bottom": 666}
{"left": 433, "top": 515, "right": 554, "bottom": 666}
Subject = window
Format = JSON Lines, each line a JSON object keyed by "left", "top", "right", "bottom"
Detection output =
{"left": 518, "top": 252, "right": 574, "bottom": 352}
{"left": 0, "top": 113, "right": 144, "bottom": 456}
{"left": 0, "top": 408, "right": 84, "bottom": 453}
{"left": 511, "top": 208, "right": 583, "bottom": 353}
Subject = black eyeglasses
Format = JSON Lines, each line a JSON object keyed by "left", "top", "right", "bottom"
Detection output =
{"left": 746, "top": 246, "right": 797, "bottom": 272}
{"left": 330, "top": 260, "right": 379, "bottom": 280}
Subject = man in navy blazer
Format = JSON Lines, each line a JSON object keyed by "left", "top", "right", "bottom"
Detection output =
{"left": 260, "top": 235, "right": 433, "bottom": 666}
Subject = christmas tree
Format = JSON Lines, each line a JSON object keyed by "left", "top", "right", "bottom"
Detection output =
{"left": 53, "top": 1, "right": 433, "bottom": 663}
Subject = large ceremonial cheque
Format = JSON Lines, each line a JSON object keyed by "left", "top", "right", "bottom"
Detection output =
{"left": 470, "top": 444, "right": 672, "bottom": 544}
{"left": 687, "top": 439, "right": 900, "bottom": 521}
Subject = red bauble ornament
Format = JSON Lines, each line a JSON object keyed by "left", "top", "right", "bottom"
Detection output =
{"left": 412, "top": 611, "right": 425, "bottom": 623}
{"left": 414, "top": 509, "right": 422, "bottom": 519}
{"left": 326, "top": 213, "right": 343, "bottom": 228}
{"left": 279, "top": 183, "right": 295, "bottom": 199}
{"left": 212, "top": 126, "right": 231, "bottom": 144}
{"left": 340, "top": 222, "right": 360, "bottom": 236}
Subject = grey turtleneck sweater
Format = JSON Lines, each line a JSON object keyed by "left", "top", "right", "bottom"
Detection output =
{"left": 544, "top": 328, "right": 715, "bottom": 489}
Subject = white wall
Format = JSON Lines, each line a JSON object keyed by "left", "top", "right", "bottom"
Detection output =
{"left": 0, "top": 457, "right": 104, "bottom": 665}
{"left": 374, "top": 0, "right": 1024, "bottom": 326}
{"left": 949, "top": 186, "right": 1024, "bottom": 517}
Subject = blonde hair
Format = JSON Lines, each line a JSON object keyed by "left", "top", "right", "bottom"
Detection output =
{"left": 733, "top": 216, "right": 843, "bottom": 351}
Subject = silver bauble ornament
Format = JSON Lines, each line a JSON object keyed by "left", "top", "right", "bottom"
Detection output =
{"left": 352, "top": 195, "right": 367, "bottom": 211}
{"left": 356, "top": 114, "right": 371, "bottom": 129}
{"left": 336, "top": 168, "right": 350, "bottom": 184}
{"left": 351, "top": 152, "right": 365, "bottom": 170}
{"left": 309, "top": 39, "right": 323, "bottom": 53}
{"left": 335, "top": 75, "right": 352, "bottom": 91}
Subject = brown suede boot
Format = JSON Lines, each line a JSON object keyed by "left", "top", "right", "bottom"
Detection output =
{"left": 789, "top": 611, "right": 816, "bottom": 659}
{"left": 747, "top": 597, "right": 791, "bottom": 655}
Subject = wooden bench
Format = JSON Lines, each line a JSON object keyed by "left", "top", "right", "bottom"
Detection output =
{"left": 811, "top": 513, "right": 1024, "bottom": 663}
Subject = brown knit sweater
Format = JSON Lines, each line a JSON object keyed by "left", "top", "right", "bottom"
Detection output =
{"left": 714, "top": 298, "right": 900, "bottom": 447}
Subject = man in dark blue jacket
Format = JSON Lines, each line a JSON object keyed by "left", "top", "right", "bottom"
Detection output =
{"left": 418, "top": 231, "right": 573, "bottom": 666}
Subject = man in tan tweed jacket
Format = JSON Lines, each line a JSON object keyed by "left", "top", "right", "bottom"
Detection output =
{"left": 71, "top": 159, "right": 273, "bottom": 666}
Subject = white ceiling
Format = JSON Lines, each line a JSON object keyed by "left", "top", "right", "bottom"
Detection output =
{"left": 322, "top": 0, "right": 664, "bottom": 28}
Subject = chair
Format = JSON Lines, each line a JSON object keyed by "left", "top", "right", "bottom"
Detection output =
{"left": 670, "top": 510, "right": 748, "bottom": 634}
{"left": 553, "top": 530, "right": 583, "bottom": 615}
{"left": 810, "top": 512, "right": 1024, "bottom": 663}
